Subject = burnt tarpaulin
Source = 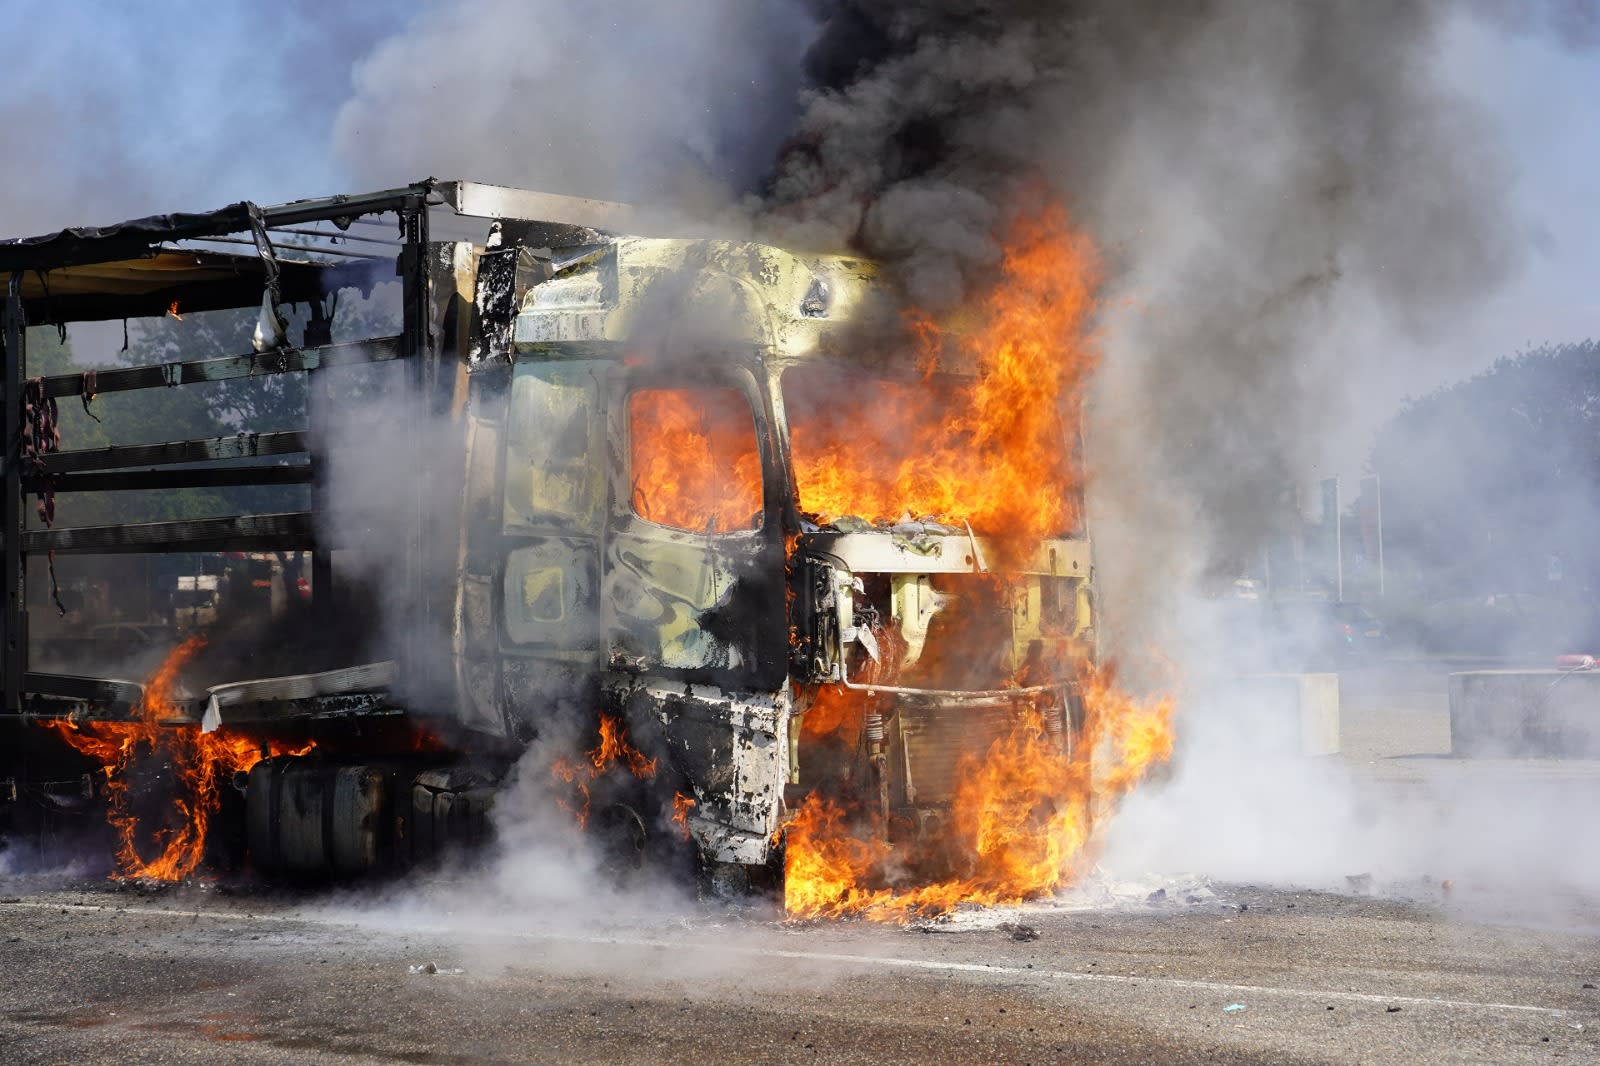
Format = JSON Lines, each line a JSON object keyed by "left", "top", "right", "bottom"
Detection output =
{"left": 0, "top": 204, "right": 255, "bottom": 273}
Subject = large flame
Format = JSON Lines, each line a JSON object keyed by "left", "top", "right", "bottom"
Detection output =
{"left": 629, "top": 387, "right": 763, "bottom": 532}
{"left": 787, "top": 203, "right": 1099, "bottom": 549}
{"left": 785, "top": 664, "right": 1174, "bottom": 922}
{"left": 44, "top": 636, "right": 313, "bottom": 882}
{"left": 783, "top": 201, "right": 1175, "bottom": 921}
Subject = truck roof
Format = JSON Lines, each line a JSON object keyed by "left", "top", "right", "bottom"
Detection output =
{"left": 0, "top": 180, "right": 640, "bottom": 324}
{"left": 515, "top": 236, "right": 880, "bottom": 360}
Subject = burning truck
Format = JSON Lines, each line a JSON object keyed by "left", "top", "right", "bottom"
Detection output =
{"left": 0, "top": 180, "right": 1168, "bottom": 911}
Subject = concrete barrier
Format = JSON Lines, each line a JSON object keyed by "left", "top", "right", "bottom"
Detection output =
{"left": 1449, "top": 670, "right": 1600, "bottom": 757}
{"left": 1216, "top": 673, "right": 1341, "bottom": 756}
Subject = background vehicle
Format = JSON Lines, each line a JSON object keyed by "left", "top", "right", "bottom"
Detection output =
{"left": 171, "top": 575, "right": 220, "bottom": 634}
{"left": 1269, "top": 599, "right": 1387, "bottom": 669}
{"left": 1407, "top": 592, "right": 1589, "bottom": 657}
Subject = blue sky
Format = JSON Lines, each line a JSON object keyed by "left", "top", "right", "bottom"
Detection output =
{"left": 1436, "top": 13, "right": 1600, "bottom": 368}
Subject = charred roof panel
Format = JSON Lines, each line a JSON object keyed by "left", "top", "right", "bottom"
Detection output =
{"left": 7, "top": 250, "right": 387, "bottom": 324}
{"left": 0, "top": 204, "right": 256, "bottom": 273}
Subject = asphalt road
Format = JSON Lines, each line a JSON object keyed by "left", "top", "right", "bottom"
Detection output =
{"left": 2, "top": 659, "right": 1598, "bottom": 1065}
{"left": 0, "top": 878, "right": 1595, "bottom": 1066}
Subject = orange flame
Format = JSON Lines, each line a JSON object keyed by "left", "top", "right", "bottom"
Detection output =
{"left": 782, "top": 791, "right": 894, "bottom": 918}
{"left": 787, "top": 203, "right": 1100, "bottom": 553}
{"left": 629, "top": 387, "right": 762, "bottom": 532}
{"left": 551, "top": 714, "right": 658, "bottom": 828}
{"left": 671, "top": 791, "right": 696, "bottom": 840}
{"left": 798, "top": 682, "right": 868, "bottom": 741}
{"left": 44, "top": 636, "right": 315, "bottom": 882}
{"left": 782, "top": 201, "right": 1175, "bottom": 921}
{"left": 784, "top": 664, "right": 1174, "bottom": 922}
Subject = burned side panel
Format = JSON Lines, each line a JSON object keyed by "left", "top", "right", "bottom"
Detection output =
{"left": 620, "top": 680, "right": 790, "bottom": 864}
{"left": 598, "top": 364, "right": 788, "bottom": 693}
{"left": 454, "top": 366, "right": 510, "bottom": 736}
{"left": 491, "top": 359, "right": 612, "bottom": 731}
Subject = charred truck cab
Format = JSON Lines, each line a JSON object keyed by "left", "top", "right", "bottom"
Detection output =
{"left": 0, "top": 180, "right": 1094, "bottom": 885}
{"left": 470, "top": 224, "right": 1096, "bottom": 875}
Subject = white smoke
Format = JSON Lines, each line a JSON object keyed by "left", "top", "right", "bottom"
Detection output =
{"left": 331, "top": 0, "right": 817, "bottom": 210}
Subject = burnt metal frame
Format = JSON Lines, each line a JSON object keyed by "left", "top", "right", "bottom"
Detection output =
{"left": 0, "top": 185, "right": 436, "bottom": 275}
{"left": 400, "top": 202, "right": 433, "bottom": 697}
{"left": 4, "top": 274, "right": 25, "bottom": 717}
{"left": 0, "top": 183, "right": 436, "bottom": 715}
{"left": 29, "top": 336, "right": 402, "bottom": 400}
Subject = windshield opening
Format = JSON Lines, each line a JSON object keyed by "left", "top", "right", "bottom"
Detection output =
{"left": 781, "top": 363, "right": 1079, "bottom": 536}
{"left": 628, "top": 386, "right": 762, "bottom": 534}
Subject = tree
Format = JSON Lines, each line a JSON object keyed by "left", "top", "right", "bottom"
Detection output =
{"left": 23, "top": 286, "right": 398, "bottom": 627}
{"left": 1368, "top": 339, "right": 1600, "bottom": 599}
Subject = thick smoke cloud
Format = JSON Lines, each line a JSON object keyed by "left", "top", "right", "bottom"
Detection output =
{"left": 331, "top": 0, "right": 817, "bottom": 210}
{"left": 760, "top": 1, "right": 1534, "bottom": 652}
{"left": 180, "top": 0, "right": 1564, "bottom": 661}
{"left": 0, "top": 2, "right": 1564, "bottom": 623}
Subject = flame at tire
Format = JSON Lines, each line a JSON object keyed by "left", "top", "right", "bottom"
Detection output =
{"left": 45, "top": 636, "right": 312, "bottom": 882}
{"left": 551, "top": 714, "right": 659, "bottom": 828}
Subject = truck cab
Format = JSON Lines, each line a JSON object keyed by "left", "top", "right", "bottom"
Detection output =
{"left": 462, "top": 232, "right": 1097, "bottom": 871}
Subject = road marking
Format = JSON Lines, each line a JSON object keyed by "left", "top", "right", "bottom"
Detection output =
{"left": 10, "top": 898, "right": 1581, "bottom": 1018}
{"left": 516, "top": 932, "right": 1580, "bottom": 1016}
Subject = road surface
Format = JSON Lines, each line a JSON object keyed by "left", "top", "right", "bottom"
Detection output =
{"left": 2, "top": 659, "right": 1597, "bottom": 1064}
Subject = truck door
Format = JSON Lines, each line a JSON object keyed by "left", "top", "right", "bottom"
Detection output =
{"left": 603, "top": 367, "right": 786, "bottom": 692}
{"left": 499, "top": 360, "right": 609, "bottom": 703}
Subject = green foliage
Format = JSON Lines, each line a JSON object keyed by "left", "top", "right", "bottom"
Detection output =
{"left": 29, "top": 327, "right": 223, "bottom": 528}
{"left": 32, "top": 287, "right": 401, "bottom": 530}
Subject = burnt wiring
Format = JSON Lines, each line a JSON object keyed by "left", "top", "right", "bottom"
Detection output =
{"left": 80, "top": 368, "right": 101, "bottom": 423}
{"left": 32, "top": 270, "right": 66, "bottom": 345}
{"left": 20, "top": 377, "right": 66, "bottom": 615}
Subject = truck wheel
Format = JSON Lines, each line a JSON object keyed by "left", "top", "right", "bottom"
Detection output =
{"left": 596, "top": 802, "right": 648, "bottom": 876}
{"left": 698, "top": 859, "right": 751, "bottom": 900}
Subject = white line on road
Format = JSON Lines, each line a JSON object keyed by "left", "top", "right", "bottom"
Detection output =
{"left": 12, "top": 899, "right": 1580, "bottom": 1018}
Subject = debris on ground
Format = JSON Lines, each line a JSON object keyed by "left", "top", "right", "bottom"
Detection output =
{"left": 408, "top": 962, "right": 464, "bottom": 976}
{"left": 1058, "top": 873, "right": 1220, "bottom": 911}
{"left": 1223, "top": 1004, "right": 1246, "bottom": 1013}
{"left": 997, "top": 922, "right": 1039, "bottom": 941}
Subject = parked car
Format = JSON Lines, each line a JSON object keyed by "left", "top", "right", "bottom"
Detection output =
{"left": 86, "top": 621, "right": 171, "bottom": 647}
{"left": 1269, "top": 599, "right": 1387, "bottom": 669}
{"left": 1413, "top": 592, "right": 1590, "bottom": 656}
